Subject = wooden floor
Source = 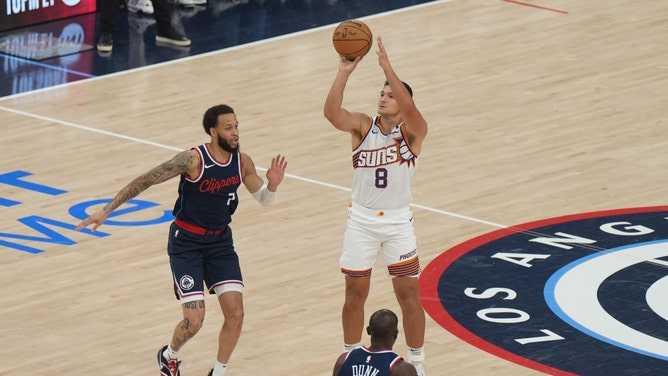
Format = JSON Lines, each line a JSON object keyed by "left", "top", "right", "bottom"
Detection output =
{"left": 2, "top": 0, "right": 668, "bottom": 374}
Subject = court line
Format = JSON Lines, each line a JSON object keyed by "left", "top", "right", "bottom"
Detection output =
{"left": 0, "top": 105, "right": 183, "bottom": 152}
{"left": 0, "top": 0, "right": 495, "bottom": 231}
{"left": 4, "top": 86, "right": 662, "bottom": 261}
{"left": 0, "top": 103, "right": 507, "bottom": 230}
{"left": 502, "top": 0, "right": 569, "bottom": 14}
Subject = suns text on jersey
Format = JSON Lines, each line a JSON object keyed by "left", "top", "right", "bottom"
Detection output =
{"left": 354, "top": 146, "right": 398, "bottom": 168}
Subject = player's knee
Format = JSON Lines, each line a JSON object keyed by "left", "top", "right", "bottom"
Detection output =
{"left": 181, "top": 315, "right": 205, "bottom": 335}
{"left": 393, "top": 277, "right": 420, "bottom": 301}
{"left": 344, "top": 291, "right": 368, "bottom": 307}
{"left": 225, "top": 309, "right": 244, "bottom": 329}
{"left": 190, "top": 320, "right": 205, "bottom": 334}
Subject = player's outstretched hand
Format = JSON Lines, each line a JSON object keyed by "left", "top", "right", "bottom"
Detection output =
{"left": 266, "top": 154, "right": 287, "bottom": 189}
{"left": 76, "top": 209, "right": 110, "bottom": 232}
{"left": 376, "top": 36, "right": 391, "bottom": 70}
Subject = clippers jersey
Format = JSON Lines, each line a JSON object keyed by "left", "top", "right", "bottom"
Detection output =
{"left": 337, "top": 347, "right": 404, "bottom": 376}
{"left": 351, "top": 116, "right": 417, "bottom": 210}
{"left": 172, "top": 144, "right": 242, "bottom": 230}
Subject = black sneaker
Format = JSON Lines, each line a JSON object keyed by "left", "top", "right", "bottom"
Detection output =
{"left": 156, "top": 29, "right": 191, "bottom": 47}
{"left": 96, "top": 32, "right": 113, "bottom": 52}
{"left": 157, "top": 345, "right": 181, "bottom": 376}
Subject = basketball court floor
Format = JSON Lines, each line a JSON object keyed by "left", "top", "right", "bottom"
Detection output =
{"left": 2, "top": 0, "right": 668, "bottom": 375}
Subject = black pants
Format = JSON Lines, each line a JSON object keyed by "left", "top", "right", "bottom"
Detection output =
{"left": 98, "top": 0, "right": 173, "bottom": 35}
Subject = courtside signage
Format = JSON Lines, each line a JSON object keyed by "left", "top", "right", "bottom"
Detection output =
{"left": 420, "top": 206, "right": 668, "bottom": 375}
{"left": 1, "top": 0, "right": 95, "bottom": 32}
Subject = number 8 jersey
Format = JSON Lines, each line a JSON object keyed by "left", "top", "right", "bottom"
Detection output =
{"left": 351, "top": 116, "right": 418, "bottom": 210}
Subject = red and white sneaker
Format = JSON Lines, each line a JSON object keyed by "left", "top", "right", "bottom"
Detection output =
{"left": 157, "top": 345, "right": 181, "bottom": 376}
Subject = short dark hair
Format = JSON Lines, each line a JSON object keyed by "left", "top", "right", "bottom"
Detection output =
{"left": 384, "top": 80, "right": 413, "bottom": 97}
{"left": 202, "top": 104, "right": 235, "bottom": 134}
{"left": 368, "top": 309, "right": 399, "bottom": 340}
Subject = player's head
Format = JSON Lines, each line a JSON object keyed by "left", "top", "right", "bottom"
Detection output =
{"left": 203, "top": 104, "right": 239, "bottom": 152}
{"left": 203, "top": 104, "right": 235, "bottom": 135}
{"left": 384, "top": 80, "right": 413, "bottom": 97}
{"left": 367, "top": 309, "right": 399, "bottom": 344}
{"left": 378, "top": 81, "right": 413, "bottom": 117}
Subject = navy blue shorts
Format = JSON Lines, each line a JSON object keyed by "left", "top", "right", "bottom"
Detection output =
{"left": 167, "top": 222, "right": 243, "bottom": 301}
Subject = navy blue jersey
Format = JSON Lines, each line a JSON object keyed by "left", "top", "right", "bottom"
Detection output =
{"left": 172, "top": 144, "right": 242, "bottom": 230}
{"left": 337, "top": 347, "right": 403, "bottom": 376}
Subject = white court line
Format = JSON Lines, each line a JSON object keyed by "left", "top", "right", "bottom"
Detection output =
{"left": 0, "top": 0, "right": 498, "bottom": 229}
{"left": 0, "top": 103, "right": 505, "bottom": 229}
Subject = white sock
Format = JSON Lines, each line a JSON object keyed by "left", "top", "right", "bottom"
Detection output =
{"left": 212, "top": 360, "right": 227, "bottom": 376}
{"left": 407, "top": 346, "right": 425, "bottom": 362}
{"left": 408, "top": 347, "right": 425, "bottom": 375}
{"left": 164, "top": 345, "right": 178, "bottom": 360}
{"left": 343, "top": 342, "right": 361, "bottom": 353}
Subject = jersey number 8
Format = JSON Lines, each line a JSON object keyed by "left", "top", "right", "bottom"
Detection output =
{"left": 375, "top": 168, "right": 388, "bottom": 188}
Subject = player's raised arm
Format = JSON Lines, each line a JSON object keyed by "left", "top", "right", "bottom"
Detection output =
{"left": 376, "top": 36, "right": 428, "bottom": 145}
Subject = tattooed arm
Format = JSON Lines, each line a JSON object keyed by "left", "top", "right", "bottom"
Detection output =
{"left": 76, "top": 149, "right": 200, "bottom": 231}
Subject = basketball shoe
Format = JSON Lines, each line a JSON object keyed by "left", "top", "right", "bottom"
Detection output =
{"left": 169, "top": 0, "right": 206, "bottom": 6}
{"left": 157, "top": 345, "right": 181, "bottom": 376}
{"left": 156, "top": 28, "right": 191, "bottom": 47}
{"left": 412, "top": 361, "right": 425, "bottom": 376}
{"left": 96, "top": 32, "right": 113, "bottom": 52}
{"left": 407, "top": 348, "right": 425, "bottom": 376}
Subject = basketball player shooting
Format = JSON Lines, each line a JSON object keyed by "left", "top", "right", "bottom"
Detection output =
{"left": 323, "top": 36, "right": 429, "bottom": 376}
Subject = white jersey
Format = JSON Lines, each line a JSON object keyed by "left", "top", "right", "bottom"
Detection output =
{"left": 351, "top": 116, "right": 418, "bottom": 210}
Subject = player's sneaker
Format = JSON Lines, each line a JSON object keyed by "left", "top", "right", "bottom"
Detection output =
{"left": 206, "top": 370, "right": 213, "bottom": 376}
{"left": 157, "top": 345, "right": 181, "bottom": 376}
{"left": 411, "top": 361, "right": 425, "bottom": 376}
{"left": 126, "top": 0, "right": 154, "bottom": 14}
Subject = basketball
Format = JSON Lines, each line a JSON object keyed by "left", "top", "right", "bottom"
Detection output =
{"left": 332, "top": 19, "right": 373, "bottom": 60}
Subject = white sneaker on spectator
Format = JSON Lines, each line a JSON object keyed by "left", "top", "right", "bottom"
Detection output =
{"left": 176, "top": 0, "right": 207, "bottom": 6}
{"left": 126, "top": 0, "right": 154, "bottom": 14}
{"left": 128, "top": 12, "right": 156, "bottom": 34}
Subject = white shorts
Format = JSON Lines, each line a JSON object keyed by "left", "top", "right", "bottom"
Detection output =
{"left": 340, "top": 203, "right": 420, "bottom": 277}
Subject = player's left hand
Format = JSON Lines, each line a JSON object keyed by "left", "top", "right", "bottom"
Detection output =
{"left": 376, "top": 36, "right": 391, "bottom": 69}
{"left": 266, "top": 154, "right": 287, "bottom": 190}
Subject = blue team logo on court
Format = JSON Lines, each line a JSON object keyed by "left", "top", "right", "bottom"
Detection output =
{"left": 419, "top": 206, "right": 668, "bottom": 375}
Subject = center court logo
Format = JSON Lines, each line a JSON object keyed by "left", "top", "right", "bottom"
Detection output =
{"left": 419, "top": 206, "right": 668, "bottom": 375}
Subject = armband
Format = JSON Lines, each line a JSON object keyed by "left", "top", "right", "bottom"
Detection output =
{"left": 251, "top": 184, "right": 276, "bottom": 206}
